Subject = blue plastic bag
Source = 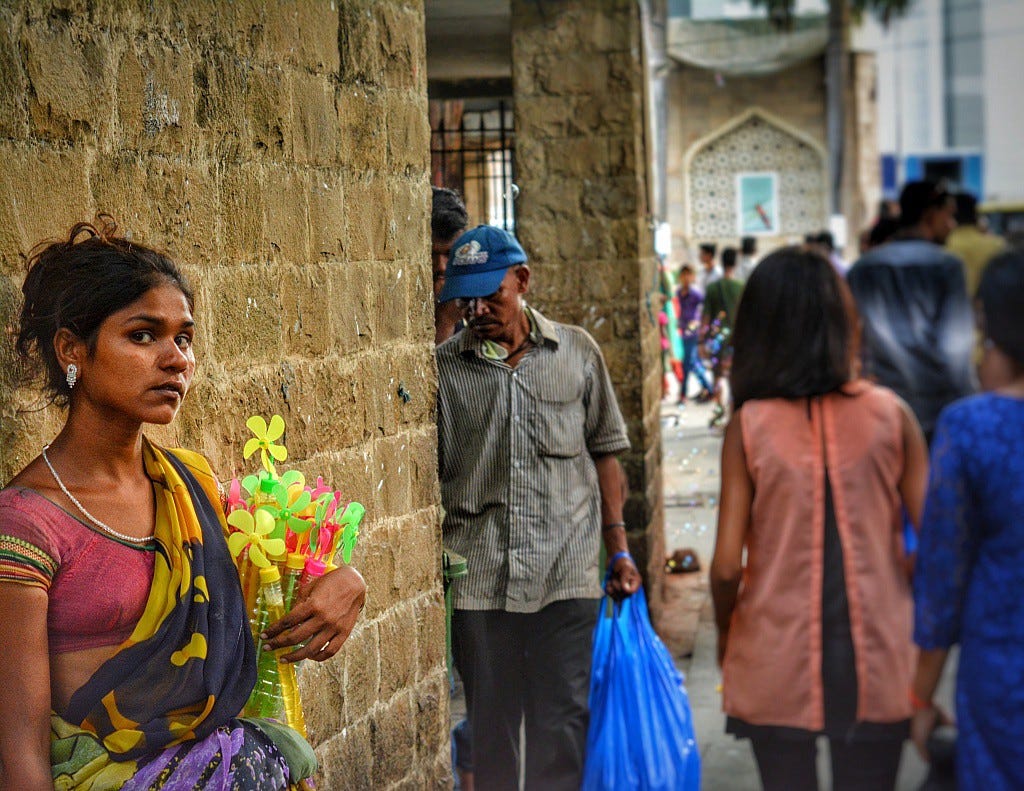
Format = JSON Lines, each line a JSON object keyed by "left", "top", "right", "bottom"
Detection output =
{"left": 582, "top": 587, "right": 701, "bottom": 790}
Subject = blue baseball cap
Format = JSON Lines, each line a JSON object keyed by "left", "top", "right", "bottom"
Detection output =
{"left": 437, "top": 225, "right": 528, "bottom": 303}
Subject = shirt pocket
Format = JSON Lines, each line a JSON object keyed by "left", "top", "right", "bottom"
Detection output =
{"left": 530, "top": 377, "right": 586, "bottom": 458}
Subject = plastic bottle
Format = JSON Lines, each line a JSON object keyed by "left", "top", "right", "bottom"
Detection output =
{"left": 246, "top": 567, "right": 307, "bottom": 736}
{"left": 282, "top": 553, "right": 305, "bottom": 613}
{"left": 299, "top": 557, "right": 327, "bottom": 591}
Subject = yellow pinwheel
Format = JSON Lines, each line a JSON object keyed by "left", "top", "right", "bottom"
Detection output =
{"left": 243, "top": 415, "right": 288, "bottom": 474}
{"left": 226, "top": 508, "right": 286, "bottom": 568}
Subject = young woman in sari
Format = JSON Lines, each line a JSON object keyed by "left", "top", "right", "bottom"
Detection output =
{"left": 0, "top": 220, "right": 367, "bottom": 789}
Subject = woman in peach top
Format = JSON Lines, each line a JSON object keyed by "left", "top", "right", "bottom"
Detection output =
{"left": 710, "top": 247, "right": 929, "bottom": 790}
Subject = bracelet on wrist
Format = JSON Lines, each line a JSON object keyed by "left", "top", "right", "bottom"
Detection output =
{"left": 602, "top": 521, "right": 626, "bottom": 532}
{"left": 909, "top": 688, "right": 933, "bottom": 711}
{"left": 608, "top": 550, "right": 633, "bottom": 569}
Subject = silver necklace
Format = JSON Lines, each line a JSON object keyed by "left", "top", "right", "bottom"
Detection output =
{"left": 41, "top": 445, "right": 155, "bottom": 544}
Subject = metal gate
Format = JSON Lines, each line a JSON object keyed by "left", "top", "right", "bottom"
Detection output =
{"left": 430, "top": 99, "right": 516, "bottom": 234}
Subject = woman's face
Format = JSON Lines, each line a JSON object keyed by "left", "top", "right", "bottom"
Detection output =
{"left": 73, "top": 282, "right": 195, "bottom": 425}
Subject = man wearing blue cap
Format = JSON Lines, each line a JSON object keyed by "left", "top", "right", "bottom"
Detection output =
{"left": 436, "top": 225, "right": 641, "bottom": 790}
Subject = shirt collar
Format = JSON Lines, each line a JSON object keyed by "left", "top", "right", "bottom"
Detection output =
{"left": 458, "top": 304, "right": 559, "bottom": 360}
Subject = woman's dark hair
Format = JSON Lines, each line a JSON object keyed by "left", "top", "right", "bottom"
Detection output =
{"left": 731, "top": 246, "right": 857, "bottom": 410}
{"left": 977, "top": 247, "right": 1024, "bottom": 368}
{"left": 17, "top": 215, "right": 193, "bottom": 405}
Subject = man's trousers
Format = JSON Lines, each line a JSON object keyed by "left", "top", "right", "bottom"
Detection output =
{"left": 451, "top": 598, "right": 598, "bottom": 791}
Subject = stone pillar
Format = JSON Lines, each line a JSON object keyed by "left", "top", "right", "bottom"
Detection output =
{"left": 512, "top": 0, "right": 665, "bottom": 611}
{"left": 0, "top": 1, "right": 448, "bottom": 786}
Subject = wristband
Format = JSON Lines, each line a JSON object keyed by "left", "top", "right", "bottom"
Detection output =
{"left": 602, "top": 521, "right": 626, "bottom": 532}
{"left": 909, "top": 688, "right": 933, "bottom": 711}
{"left": 608, "top": 550, "right": 634, "bottom": 570}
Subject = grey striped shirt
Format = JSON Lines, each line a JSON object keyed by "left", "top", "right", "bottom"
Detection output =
{"left": 436, "top": 307, "right": 630, "bottom": 613}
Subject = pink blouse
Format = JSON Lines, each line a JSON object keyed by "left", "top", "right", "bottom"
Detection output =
{"left": 722, "top": 381, "right": 914, "bottom": 730}
{"left": 0, "top": 487, "right": 155, "bottom": 654}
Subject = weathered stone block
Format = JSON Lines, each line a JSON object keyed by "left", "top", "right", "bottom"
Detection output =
{"left": 345, "top": 173, "right": 394, "bottom": 261}
{"left": 338, "top": 84, "right": 387, "bottom": 170}
{"left": 206, "top": 262, "right": 286, "bottom": 365}
{"left": 414, "top": 669, "right": 450, "bottom": 756}
{"left": 371, "top": 690, "right": 416, "bottom": 787}
{"left": 342, "top": 619, "right": 381, "bottom": 721}
{"left": 318, "top": 719, "right": 373, "bottom": 790}
{"left": 387, "top": 92, "right": 430, "bottom": 173}
{"left": 295, "top": 1, "right": 343, "bottom": 74}
{"left": 243, "top": 64, "right": 291, "bottom": 157}
{"left": 280, "top": 261, "right": 335, "bottom": 357}
{"left": 218, "top": 162, "right": 268, "bottom": 263}
{"left": 138, "top": 158, "right": 220, "bottom": 266}
{"left": 0, "top": 141, "right": 93, "bottom": 263}
{"left": 298, "top": 654, "right": 344, "bottom": 747}
{"left": 379, "top": 3, "right": 425, "bottom": 92}
{"left": 390, "top": 513, "right": 438, "bottom": 599}
{"left": 117, "top": 45, "right": 195, "bottom": 153}
{"left": 378, "top": 601, "right": 417, "bottom": 699}
{"left": 415, "top": 593, "right": 446, "bottom": 680}
{"left": 290, "top": 71, "right": 337, "bottom": 166}
{"left": 262, "top": 164, "right": 312, "bottom": 263}
{"left": 307, "top": 168, "right": 346, "bottom": 259}
{"left": 339, "top": 2, "right": 383, "bottom": 85}
{"left": 0, "top": 10, "right": 28, "bottom": 138}
{"left": 23, "top": 18, "right": 115, "bottom": 141}
{"left": 390, "top": 175, "right": 430, "bottom": 264}
{"left": 536, "top": 52, "right": 610, "bottom": 97}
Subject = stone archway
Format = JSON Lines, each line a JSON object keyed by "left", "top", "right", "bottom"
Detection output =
{"left": 683, "top": 108, "right": 828, "bottom": 245}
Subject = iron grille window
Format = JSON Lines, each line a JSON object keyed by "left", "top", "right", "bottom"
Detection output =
{"left": 431, "top": 100, "right": 516, "bottom": 234}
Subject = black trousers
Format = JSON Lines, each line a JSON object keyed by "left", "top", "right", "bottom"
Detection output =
{"left": 749, "top": 735, "right": 904, "bottom": 791}
{"left": 451, "top": 599, "right": 597, "bottom": 791}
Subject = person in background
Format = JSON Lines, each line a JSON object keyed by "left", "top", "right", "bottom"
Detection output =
{"left": 911, "top": 249, "right": 1024, "bottom": 791}
{"left": 435, "top": 225, "right": 640, "bottom": 791}
{"left": 738, "top": 236, "right": 758, "bottom": 281}
{"left": 697, "top": 242, "right": 721, "bottom": 292}
{"left": 847, "top": 180, "right": 974, "bottom": 443}
{"left": 701, "top": 247, "right": 744, "bottom": 427}
{"left": 0, "top": 219, "right": 365, "bottom": 789}
{"left": 675, "top": 264, "right": 714, "bottom": 405}
{"left": 816, "top": 231, "right": 848, "bottom": 278}
{"left": 432, "top": 187, "right": 470, "bottom": 345}
{"left": 860, "top": 216, "right": 901, "bottom": 255}
{"left": 945, "top": 191, "right": 1005, "bottom": 298}
{"left": 712, "top": 247, "right": 928, "bottom": 791}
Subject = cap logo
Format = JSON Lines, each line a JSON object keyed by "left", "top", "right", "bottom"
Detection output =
{"left": 453, "top": 240, "right": 488, "bottom": 266}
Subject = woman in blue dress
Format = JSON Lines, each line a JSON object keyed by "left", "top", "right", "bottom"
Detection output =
{"left": 912, "top": 248, "right": 1024, "bottom": 790}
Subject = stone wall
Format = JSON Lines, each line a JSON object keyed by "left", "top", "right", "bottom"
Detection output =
{"left": 667, "top": 53, "right": 880, "bottom": 262}
{"left": 511, "top": 0, "right": 665, "bottom": 611}
{"left": 666, "top": 57, "right": 828, "bottom": 261}
{"left": 0, "top": 1, "right": 449, "bottom": 787}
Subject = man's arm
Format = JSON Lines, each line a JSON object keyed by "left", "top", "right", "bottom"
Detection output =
{"left": 594, "top": 454, "right": 640, "bottom": 598}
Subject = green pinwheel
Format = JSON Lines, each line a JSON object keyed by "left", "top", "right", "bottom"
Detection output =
{"left": 243, "top": 414, "right": 288, "bottom": 474}
{"left": 261, "top": 476, "right": 313, "bottom": 540}
{"left": 226, "top": 508, "right": 286, "bottom": 568}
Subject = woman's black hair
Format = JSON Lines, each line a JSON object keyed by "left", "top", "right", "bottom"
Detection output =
{"left": 977, "top": 247, "right": 1024, "bottom": 368}
{"left": 730, "top": 246, "right": 856, "bottom": 410}
{"left": 16, "top": 215, "right": 193, "bottom": 406}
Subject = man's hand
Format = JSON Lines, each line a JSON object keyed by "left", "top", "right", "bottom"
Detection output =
{"left": 262, "top": 565, "right": 366, "bottom": 662}
{"left": 605, "top": 554, "right": 641, "bottom": 599}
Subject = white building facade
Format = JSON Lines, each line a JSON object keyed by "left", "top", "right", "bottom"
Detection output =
{"left": 856, "top": 0, "right": 1024, "bottom": 205}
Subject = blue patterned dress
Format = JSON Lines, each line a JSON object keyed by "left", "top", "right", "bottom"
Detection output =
{"left": 914, "top": 393, "right": 1024, "bottom": 790}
